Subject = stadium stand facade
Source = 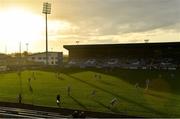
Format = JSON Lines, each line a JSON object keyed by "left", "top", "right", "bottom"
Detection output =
{"left": 64, "top": 42, "right": 180, "bottom": 70}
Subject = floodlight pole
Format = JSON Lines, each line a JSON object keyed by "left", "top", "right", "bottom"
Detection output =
{"left": 26, "top": 43, "right": 29, "bottom": 53}
{"left": 19, "top": 42, "right": 22, "bottom": 94}
{"left": 5, "top": 45, "right": 7, "bottom": 54}
{"left": 45, "top": 13, "right": 48, "bottom": 65}
{"left": 43, "top": 2, "right": 51, "bottom": 65}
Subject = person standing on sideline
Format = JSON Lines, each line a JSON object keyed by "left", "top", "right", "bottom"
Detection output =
{"left": 79, "top": 111, "right": 86, "bottom": 118}
{"left": 56, "top": 94, "right": 61, "bottom": 107}
{"left": 18, "top": 93, "right": 22, "bottom": 104}
{"left": 72, "top": 110, "right": 79, "bottom": 118}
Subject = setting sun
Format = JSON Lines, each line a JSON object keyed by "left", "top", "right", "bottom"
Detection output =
{"left": 0, "top": 7, "right": 72, "bottom": 53}
{"left": 0, "top": 7, "right": 44, "bottom": 50}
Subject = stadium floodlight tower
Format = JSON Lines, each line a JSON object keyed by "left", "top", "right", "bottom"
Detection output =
{"left": 42, "top": 2, "right": 51, "bottom": 65}
{"left": 144, "top": 39, "right": 149, "bottom": 43}
{"left": 26, "top": 43, "right": 29, "bottom": 53}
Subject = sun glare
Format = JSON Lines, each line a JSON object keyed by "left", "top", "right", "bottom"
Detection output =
{"left": 0, "top": 7, "right": 72, "bottom": 53}
{"left": 0, "top": 8, "right": 44, "bottom": 44}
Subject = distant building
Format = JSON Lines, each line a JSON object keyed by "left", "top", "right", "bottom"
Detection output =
{"left": 27, "top": 52, "right": 63, "bottom": 65}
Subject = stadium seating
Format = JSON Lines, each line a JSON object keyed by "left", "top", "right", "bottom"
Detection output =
{"left": 66, "top": 57, "right": 178, "bottom": 70}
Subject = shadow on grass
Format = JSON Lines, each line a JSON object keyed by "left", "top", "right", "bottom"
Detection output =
{"left": 145, "top": 91, "right": 180, "bottom": 102}
{"left": 145, "top": 92, "right": 169, "bottom": 99}
{"left": 70, "top": 96, "right": 87, "bottom": 110}
{"left": 96, "top": 79, "right": 118, "bottom": 87}
{"left": 44, "top": 68, "right": 85, "bottom": 75}
{"left": 96, "top": 69, "right": 180, "bottom": 95}
{"left": 57, "top": 77, "right": 66, "bottom": 80}
{"left": 92, "top": 98, "right": 111, "bottom": 110}
{"left": 66, "top": 74, "right": 167, "bottom": 117}
{"left": 59, "top": 68, "right": 180, "bottom": 95}
{"left": 92, "top": 98, "right": 120, "bottom": 113}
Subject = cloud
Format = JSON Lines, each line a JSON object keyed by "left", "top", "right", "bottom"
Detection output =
{"left": 52, "top": 0, "right": 180, "bottom": 35}
{"left": 3, "top": 0, "right": 179, "bottom": 36}
{"left": 1, "top": 0, "right": 179, "bottom": 36}
{"left": 0, "top": 0, "right": 179, "bottom": 53}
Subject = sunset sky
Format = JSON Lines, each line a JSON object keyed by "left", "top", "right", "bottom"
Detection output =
{"left": 0, "top": 0, "right": 179, "bottom": 54}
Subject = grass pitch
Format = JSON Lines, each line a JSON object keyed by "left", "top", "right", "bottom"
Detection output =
{"left": 0, "top": 68, "right": 179, "bottom": 117}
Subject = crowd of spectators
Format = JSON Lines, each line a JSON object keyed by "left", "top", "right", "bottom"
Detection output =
{"left": 66, "top": 57, "right": 178, "bottom": 70}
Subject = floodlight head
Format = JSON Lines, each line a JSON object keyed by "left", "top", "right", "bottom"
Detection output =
{"left": 144, "top": 39, "right": 149, "bottom": 43}
{"left": 43, "top": 2, "right": 51, "bottom": 14}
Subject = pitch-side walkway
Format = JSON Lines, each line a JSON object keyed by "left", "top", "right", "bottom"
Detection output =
{"left": 0, "top": 101, "right": 137, "bottom": 118}
{"left": 0, "top": 106, "right": 70, "bottom": 118}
